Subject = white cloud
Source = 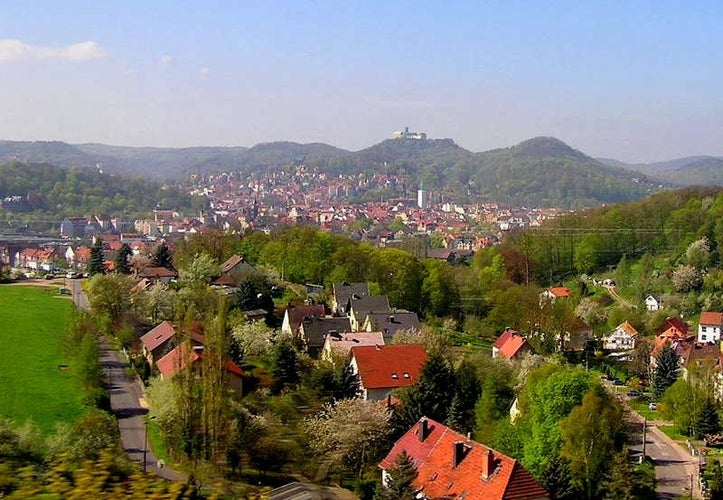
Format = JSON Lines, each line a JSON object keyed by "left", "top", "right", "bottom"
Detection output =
{"left": 0, "top": 39, "right": 107, "bottom": 62}
{"left": 199, "top": 67, "right": 210, "bottom": 76}
{"left": 159, "top": 54, "right": 173, "bottom": 66}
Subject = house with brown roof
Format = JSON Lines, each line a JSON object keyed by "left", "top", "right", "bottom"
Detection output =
{"left": 138, "top": 266, "right": 178, "bottom": 284}
{"left": 281, "top": 304, "right": 326, "bottom": 337}
{"left": 603, "top": 321, "right": 639, "bottom": 351}
{"left": 218, "top": 254, "right": 256, "bottom": 285}
{"left": 379, "top": 417, "right": 549, "bottom": 500}
{"left": 349, "top": 344, "right": 426, "bottom": 401}
{"left": 699, "top": 312, "right": 723, "bottom": 343}
{"left": 656, "top": 316, "right": 690, "bottom": 340}
{"left": 492, "top": 328, "right": 531, "bottom": 361}
{"left": 140, "top": 321, "right": 177, "bottom": 366}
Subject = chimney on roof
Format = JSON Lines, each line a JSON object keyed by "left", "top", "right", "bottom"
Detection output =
{"left": 481, "top": 449, "right": 495, "bottom": 480}
{"left": 388, "top": 315, "right": 395, "bottom": 323}
{"left": 418, "top": 417, "right": 429, "bottom": 442}
{"left": 375, "top": 344, "right": 382, "bottom": 350}
{"left": 453, "top": 441, "right": 470, "bottom": 468}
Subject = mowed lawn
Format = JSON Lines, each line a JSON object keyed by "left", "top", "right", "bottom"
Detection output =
{"left": 0, "top": 285, "right": 84, "bottom": 433}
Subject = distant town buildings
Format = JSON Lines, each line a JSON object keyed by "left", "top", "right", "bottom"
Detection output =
{"left": 392, "top": 126, "right": 427, "bottom": 140}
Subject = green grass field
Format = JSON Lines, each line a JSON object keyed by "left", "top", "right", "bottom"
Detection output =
{"left": 0, "top": 285, "right": 84, "bottom": 433}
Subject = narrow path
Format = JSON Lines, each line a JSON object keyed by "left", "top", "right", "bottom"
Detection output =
{"left": 99, "top": 337, "right": 186, "bottom": 481}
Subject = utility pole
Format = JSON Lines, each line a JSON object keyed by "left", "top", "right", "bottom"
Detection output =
{"left": 642, "top": 418, "right": 646, "bottom": 458}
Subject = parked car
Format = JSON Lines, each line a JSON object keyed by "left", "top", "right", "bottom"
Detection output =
{"left": 44, "top": 273, "right": 55, "bottom": 280}
{"left": 66, "top": 271, "right": 82, "bottom": 279}
{"left": 627, "top": 390, "right": 642, "bottom": 398}
{"left": 649, "top": 402, "right": 657, "bottom": 411}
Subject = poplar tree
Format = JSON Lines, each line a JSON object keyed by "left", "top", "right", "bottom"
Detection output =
{"left": 87, "top": 239, "right": 105, "bottom": 276}
{"left": 653, "top": 344, "right": 679, "bottom": 399}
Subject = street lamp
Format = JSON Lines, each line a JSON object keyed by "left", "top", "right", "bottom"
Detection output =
{"left": 143, "top": 415, "right": 157, "bottom": 472}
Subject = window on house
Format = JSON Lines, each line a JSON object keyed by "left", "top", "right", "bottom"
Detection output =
{"left": 702, "top": 326, "right": 708, "bottom": 332}
{"left": 702, "top": 334, "right": 707, "bottom": 341}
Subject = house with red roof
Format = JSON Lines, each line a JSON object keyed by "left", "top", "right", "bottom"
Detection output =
{"left": 156, "top": 343, "right": 243, "bottom": 395}
{"left": 539, "top": 287, "right": 570, "bottom": 305}
{"left": 698, "top": 312, "right": 723, "bottom": 343}
{"left": 492, "top": 329, "right": 531, "bottom": 361}
{"left": 138, "top": 266, "right": 178, "bottom": 284}
{"left": 349, "top": 344, "right": 426, "bottom": 401}
{"left": 380, "top": 417, "right": 548, "bottom": 500}
{"left": 656, "top": 316, "right": 690, "bottom": 340}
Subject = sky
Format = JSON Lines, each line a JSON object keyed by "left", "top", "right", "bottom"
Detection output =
{"left": 1, "top": 1, "right": 722, "bottom": 163}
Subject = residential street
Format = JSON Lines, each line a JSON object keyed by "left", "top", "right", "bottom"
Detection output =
{"left": 626, "top": 407, "right": 701, "bottom": 499}
{"left": 71, "top": 278, "right": 185, "bottom": 481}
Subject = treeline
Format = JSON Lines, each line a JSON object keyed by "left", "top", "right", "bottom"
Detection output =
{"left": 0, "top": 161, "right": 206, "bottom": 218}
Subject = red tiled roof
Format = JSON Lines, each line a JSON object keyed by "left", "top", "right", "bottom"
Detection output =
{"left": 156, "top": 344, "right": 201, "bottom": 377}
{"left": 495, "top": 330, "right": 529, "bottom": 360}
{"left": 139, "top": 266, "right": 178, "bottom": 278}
{"left": 656, "top": 317, "right": 689, "bottom": 337}
{"left": 380, "top": 418, "right": 549, "bottom": 500}
{"left": 140, "top": 321, "right": 176, "bottom": 352}
{"left": 548, "top": 287, "right": 569, "bottom": 298}
{"left": 351, "top": 344, "right": 426, "bottom": 390}
{"left": 700, "top": 312, "right": 723, "bottom": 326}
{"left": 617, "top": 321, "right": 639, "bottom": 337}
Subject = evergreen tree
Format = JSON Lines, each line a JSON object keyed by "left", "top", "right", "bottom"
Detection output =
{"left": 697, "top": 398, "right": 721, "bottom": 439}
{"left": 603, "top": 450, "right": 636, "bottom": 500}
{"left": 272, "top": 339, "right": 299, "bottom": 392}
{"left": 87, "top": 239, "right": 105, "bottom": 276}
{"left": 114, "top": 243, "right": 132, "bottom": 274}
{"left": 653, "top": 344, "right": 680, "bottom": 399}
{"left": 151, "top": 241, "right": 174, "bottom": 269}
{"left": 710, "top": 460, "right": 723, "bottom": 500}
{"left": 540, "top": 455, "right": 577, "bottom": 500}
{"left": 375, "top": 451, "right": 418, "bottom": 500}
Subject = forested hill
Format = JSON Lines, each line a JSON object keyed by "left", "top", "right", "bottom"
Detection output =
{"left": 0, "top": 136, "right": 668, "bottom": 208}
{"left": 0, "top": 161, "right": 204, "bottom": 218}
{"left": 598, "top": 155, "right": 723, "bottom": 187}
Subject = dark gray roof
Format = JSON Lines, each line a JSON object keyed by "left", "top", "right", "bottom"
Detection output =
{"left": 364, "top": 311, "right": 421, "bottom": 338}
{"left": 299, "top": 316, "right": 352, "bottom": 351}
{"left": 332, "top": 282, "right": 369, "bottom": 311}
{"left": 348, "top": 295, "right": 391, "bottom": 319}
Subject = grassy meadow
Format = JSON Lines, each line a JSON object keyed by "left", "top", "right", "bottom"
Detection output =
{"left": 0, "top": 285, "right": 84, "bottom": 433}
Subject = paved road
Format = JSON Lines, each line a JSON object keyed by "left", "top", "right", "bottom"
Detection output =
{"left": 99, "top": 338, "right": 185, "bottom": 481}
{"left": 70, "top": 278, "right": 185, "bottom": 481}
{"left": 627, "top": 409, "right": 701, "bottom": 499}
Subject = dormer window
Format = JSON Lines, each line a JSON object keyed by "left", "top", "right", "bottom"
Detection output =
{"left": 391, "top": 373, "right": 398, "bottom": 379}
{"left": 403, "top": 372, "right": 410, "bottom": 379}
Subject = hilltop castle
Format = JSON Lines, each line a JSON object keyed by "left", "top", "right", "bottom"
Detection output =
{"left": 392, "top": 126, "right": 427, "bottom": 140}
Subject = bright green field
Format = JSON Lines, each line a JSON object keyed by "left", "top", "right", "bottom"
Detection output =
{"left": 0, "top": 285, "right": 84, "bottom": 433}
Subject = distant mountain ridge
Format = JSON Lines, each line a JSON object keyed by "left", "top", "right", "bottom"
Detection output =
{"left": 597, "top": 155, "right": 723, "bottom": 187}
{"left": 0, "top": 135, "right": 696, "bottom": 208}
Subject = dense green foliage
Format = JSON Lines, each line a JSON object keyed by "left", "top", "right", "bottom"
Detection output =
{"left": 0, "top": 161, "right": 204, "bottom": 218}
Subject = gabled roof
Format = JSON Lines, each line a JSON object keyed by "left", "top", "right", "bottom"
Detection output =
{"left": 324, "top": 331, "right": 384, "bottom": 358}
{"left": 364, "top": 311, "right": 420, "bottom": 337}
{"left": 220, "top": 254, "right": 252, "bottom": 274}
{"left": 348, "top": 295, "right": 391, "bottom": 318}
{"left": 615, "top": 321, "right": 639, "bottom": 337}
{"left": 493, "top": 328, "right": 518, "bottom": 350}
{"left": 351, "top": 344, "right": 426, "bottom": 390}
{"left": 700, "top": 312, "right": 723, "bottom": 327}
{"left": 332, "top": 282, "right": 370, "bottom": 307}
{"left": 140, "top": 321, "right": 176, "bottom": 352}
{"left": 139, "top": 266, "right": 178, "bottom": 278}
{"left": 285, "top": 304, "right": 326, "bottom": 334}
{"left": 156, "top": 343, "right": 243, "bottom": 378}
{"left": 380, "top": 417, "right": 549, "bottom": 500}
{"left": 656, "top": 316, "right": 689, "bottom": 337}
{"left": 494, "top": 329, "right": 529, "bottom": 360}
{"left": 299, "top": 316, "right": 352, "bottom": 350}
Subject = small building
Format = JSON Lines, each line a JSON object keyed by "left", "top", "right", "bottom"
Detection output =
{"left": 362, "top": 311, "right": 420, "bottom": 340}
{"left": 698, "top": 312, "right": 723, "bottom": 344}
{"left": 297, "top": 316, "right": 353, "bottom": 355}
{"left": 139, "top": 321, "right": 177, "bottom": 367}
{"left": 347, "top": 295, "right": 391, "bottom": 332}
{"left": 321, "top": 331, "right": 385, "bottom": 363}
{"left": 281, "top": 304, "right": 326, "bottom": 337}
{"left": 492, "top": 328, "right": 531, "bottom": 361}
{"left": 349, "top": 344, "right": 426, "bottom": 401}
{"left": 603, "top": 321, "right": 639, "bottom": 351}
{"left": 331, "top": 282, "right": 370, "bottom": 315}
{"left": 138, "top": 266, "right": 178, "bottom": 284}
{"left": 156, "top": 344, "right": 243, "bottom": 395}
{"left": 645, "top": 295, "right": 662, "bottom": 311}
{"left": 379, "top": 417, "right": 549, "bottom": 500}
{"left": 218, "top": 254, "right": 256, "bottom": 285}
{"left": 539, "top": 287, "right": 570, "bottom": 305}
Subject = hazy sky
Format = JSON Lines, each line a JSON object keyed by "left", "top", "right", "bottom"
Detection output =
{"left": 1, "top": 1, "right": 722, "bottom": 162}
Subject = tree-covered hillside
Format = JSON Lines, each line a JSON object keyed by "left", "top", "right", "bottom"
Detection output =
{"left": 0, "top": 161, "right": 205, "bottom": 218}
